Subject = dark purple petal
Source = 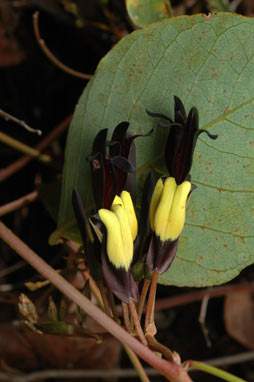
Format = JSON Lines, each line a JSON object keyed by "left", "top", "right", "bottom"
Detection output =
{"left": 137, "top": 172, "right": 155, "bottom": 252}
{"left": 146, "top": 109, "right": 172, "bottom": 123}
{"left": 195, "top": 129, "right": 218, "bottom": 141}
{"left": 175, "top": 106, "right": 199, "bottom": 184}
{"left": 155, "top": 237, "right": 179, "bottom": 274}
{"left": 101, "top": 245, "right": 139, "bottom": 303}
{"left": 110, "top": 121, "right": 130, "bottom": 157}
{"left": 144, "top": 233, "right": 155, "bottom": 272}
{"left": 165, "top": 124, "right": 184, "bottom": 181}
{"left": 174, "top": 95, "right": 187, "bottom": 125}
{"left": 87, "top": 152, "right": 105, "bottom": 209}
{"left": 145, "top": 234, "right": 179, "bottom": 275}
{"left": 110, "top": 156, "right": 136, "bottom": 173}
{"left": 104, "top": 159, "right": 117, "bottom": 208}
{"left": 92, "top": 129, "right": 108, "bottom": 155}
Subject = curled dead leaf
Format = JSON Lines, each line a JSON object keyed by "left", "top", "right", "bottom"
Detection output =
{"left": 224, "top": 290, "right": 254, "bottom": 349}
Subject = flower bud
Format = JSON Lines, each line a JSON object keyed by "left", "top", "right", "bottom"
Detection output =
{"left": 99, "top": 191, "right": 137, "bottom": 271}
{"left": 150, "top": 177, "right": 191, "bottom": 242}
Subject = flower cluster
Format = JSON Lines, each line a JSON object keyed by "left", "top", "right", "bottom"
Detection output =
{"left": 72, "top": 97, "right": 218, "bottom": 303}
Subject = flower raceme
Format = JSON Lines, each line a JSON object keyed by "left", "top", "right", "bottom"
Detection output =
{"left": 150, "top": 177, "right": 191, "bottom": 242}
{"left": 98, "top": 191, "right": 137, "bottom": 271}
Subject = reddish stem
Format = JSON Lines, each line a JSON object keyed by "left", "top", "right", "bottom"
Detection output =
{"left": 138, "top": 279, "right": 151, "bottom": 320}
{"left": 0, "top": 221, "right": 191, "bottom": 382}
{"left": 0, "top": 114, "right": 72, "bottom": 182}
{"left": 129, "top": 299, "right": 147, "bottom": 346}
{"left": 145, "top": 270, "right": 158, "bottom": 331}
{"left": 154, "top": 282, "right": 254, "bottom": 312}
{"left": 122, "top": 301, "right": 132, "bottom": 333}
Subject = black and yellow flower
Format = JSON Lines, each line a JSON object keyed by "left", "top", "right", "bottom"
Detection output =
{"left": 87, "top": 122, "right": 152, "bottom": 209}
{"left": 147, "top": 96, "right": 218, "bottom": 184}
{"left": 98, "top": 191, "right": 137, "bottom": 271}
{"left": 98, "top": 191, "right": 139, "bottom": 303}
{"left": 150, "top": 177, "right": 191, "bottom": 242}
{"left": 146, "top": 176, "right": 191, "bottom": 274}
{"left": 145, "top": 96, "right": 218, "bottom": 274}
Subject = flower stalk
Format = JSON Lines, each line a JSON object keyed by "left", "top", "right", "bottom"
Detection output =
{"left": 145, "top": 270, "right": 158, "bottom": 332}
{"left": 0, "top": 221, "right": 193, "bottom": 382}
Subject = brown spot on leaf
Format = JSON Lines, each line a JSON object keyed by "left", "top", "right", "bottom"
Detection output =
{"left": 238, "top": 236, "right": 245, "bottom": 244}
{"left": 211, "top": 67, "right": 217, "bottom": 79}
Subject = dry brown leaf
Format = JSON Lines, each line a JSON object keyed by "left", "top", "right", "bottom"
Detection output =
{"left": 224, "top": 290, "right": 254, "bottom": 349}
{"left": 0, "top": 322, "right": 121, "bottom": 371}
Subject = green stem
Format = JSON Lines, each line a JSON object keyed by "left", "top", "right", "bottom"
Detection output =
{"left": 190, "top": 360, "right": 248, "bottom": 382}
{"left": 123, "top": 343, "right": 150, "bottom": 382}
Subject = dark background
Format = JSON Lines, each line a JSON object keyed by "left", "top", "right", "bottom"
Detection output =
{"left": 0, "top": 1, "right": 253, "bottom": 381}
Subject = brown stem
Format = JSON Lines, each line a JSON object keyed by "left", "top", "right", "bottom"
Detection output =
{"left": 122, "top": 301, "right": 132, "bottom": 333}
{"left": 107, "top": 288, "right": 120, "bottom": 322}
{"left": 79, "top": 268, "right": 104, "bottom": 310}
{"left": 0, "top": 190, "right": 38, "bottom": 217}
{"left": 146, "top": 333, "right": 174, "bottom": 362}
{"left": 0, "top": 114, "right": 72, "bottom": 182}
{"left": 0, "top": 109, "right": 41, "bottom": 135}
{"left": 145, "top": 270, "right": 158, "bottom": 331}
{"left": 129, "top": 299, "right": 147, "bottom": 346}
{"left": 0, "top": 221, "right": 192, "bottom": 382}
{"left": 98, "top": 281, "right": 111, "bottom": 316}
{"left": 138, "top": 279, "right": 151, "bottom": 320}
{"left": 154, "top": 282, "right": 254, "bottom": 312}
{"left": 33, "top": 12, "right": 92, "bottom": 80}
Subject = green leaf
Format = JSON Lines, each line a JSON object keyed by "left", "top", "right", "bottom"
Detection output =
{"left": 57, "top": 13, "right": 254, "bottom": 287}
{"left": 126, "top": 0, "right": 172, "bottom": 28}
{"left": 38, "top": 182, "right": 61, "bottom": 223}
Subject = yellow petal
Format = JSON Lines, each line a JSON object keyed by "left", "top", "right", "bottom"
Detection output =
{"left": 112, "top": 195, "right": 123, "bottom": 207}
{"left": 120, "top": 191, "right": 138, "bottom": 240}
{"left": 149, "top": 177, "right": 164, "bottom": 231}
{"left": 165, "top": 180, "right": 191, "bottom": 241}
{"left": 111, "top": 204, "right": 133, "bottom": 269}
{"left": 154, "top": 177, "right": 177, "bottom": 241}
{"left": 98, "top": 208, "right": 130, "bottom": 270}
